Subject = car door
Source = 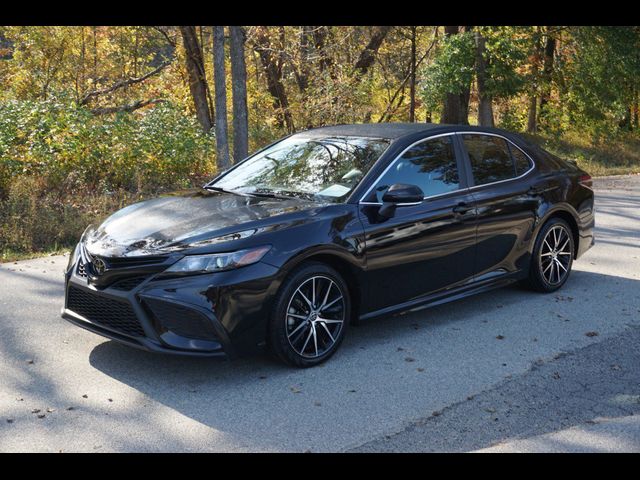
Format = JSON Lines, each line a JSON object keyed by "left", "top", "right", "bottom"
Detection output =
{"left": 458, "top": 132, "right": 540, "bottom": 281}
{"left": 357, "top": 133, "right": 478, "bottom": 315}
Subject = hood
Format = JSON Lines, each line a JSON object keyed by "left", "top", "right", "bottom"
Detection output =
{"left": 83, "top": 189, "right": 327, "bottom": 257}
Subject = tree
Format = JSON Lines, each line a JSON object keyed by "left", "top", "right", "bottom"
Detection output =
{"left": 526, "top": 27, "right": 543, "bottom": 133}
{"left": 409, "top": 26, "right": 417, "bottom": 122}
{"left": 421, "top": 26, "right": 474, "bottom": 125}
{"left": 474, "top": 30, "right": 494, "bottom": 127}
{"left": 212, "top": 26, "right": 230, "bottom": 170}
{"left": 252, "top": 26, "right": 295, "bottom": 133}
{"left": 353, "top": 26, "right": 392, "bottom": 78}
{"left": 538, "top": 27, "right": 556, "bottom": 127}
{"left": 440, "top": 26, "right": 472, "bottom": 125}
{"left": 179, "top": 26, "right": 212, "bottom": 132}
{"left": 230, "top": 26, "right": 249, "bottom": 162}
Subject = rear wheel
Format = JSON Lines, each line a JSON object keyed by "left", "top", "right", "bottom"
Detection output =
{"left": 268, "top": 262, "right": 350, "bottom": 368}
{"left": 526, "top": 217, "right": 574, "bottom": 292}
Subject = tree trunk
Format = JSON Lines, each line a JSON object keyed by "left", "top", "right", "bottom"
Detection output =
{"left": 212, "top": 26, "right": 231, "bottom": 170}
{"left": 527, "top": 96, "right": 538, "bottom": 133}
{"left": 538, "top": 30, "right": 556, "bottom": 126}
{"left": 526, "top": 27, "right": 543, "bottom": 133}
{"left": 253, "top": 26, "right": 295, "bottom": 133}
{"left": 353, "top": 26, "right": 392, "bottom": 78}
{"left": 179, "top": 25, "right": 213, "bottom": 132}
{"left": 440, "top": 26, "right": 470, "bottom": 125}
{"left": 409, "top": 26, "right": 417, "bottom": 122}
{"left": 475, "top": 31, "right": 494, "bottom": 127}
{"left": 230, "top": 26, "right": 249, "bottom": 162}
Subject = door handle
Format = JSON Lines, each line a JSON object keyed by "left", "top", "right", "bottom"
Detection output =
{"left": 452, "top": 202, "right": 471, "bottom": 215}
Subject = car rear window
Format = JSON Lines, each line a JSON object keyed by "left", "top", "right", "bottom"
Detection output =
{"left": 509, "top": 144, "right": 533, "bottom": 176}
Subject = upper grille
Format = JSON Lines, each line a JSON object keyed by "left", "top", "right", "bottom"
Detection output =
{"left": 110, "top": 276, "right": 148, "bottom": 291}
{"left": 76, "top": 261, "right": 88, "bottom": 278}
{"left": 67, "top": 286, "right": 145, "bottom": 337}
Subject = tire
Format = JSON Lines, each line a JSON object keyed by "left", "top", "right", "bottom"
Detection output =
{"left": 268, "top": 262, "right": 350, "bottom": 368}
{"left": 525, "top": 217, "right": 575, "bottom": 293}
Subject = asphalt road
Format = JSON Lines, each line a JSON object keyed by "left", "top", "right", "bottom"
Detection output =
{"left": 1, "top": 175, "right": 639, "bottom": 452}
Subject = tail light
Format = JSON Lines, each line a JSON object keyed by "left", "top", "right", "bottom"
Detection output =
{"left": 579, "top": 174, "right": 592, "bottom": 188}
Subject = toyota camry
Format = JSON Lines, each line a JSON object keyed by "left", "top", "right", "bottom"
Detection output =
{"left": 62, "top": 123, "right": 595, "bottom": 367}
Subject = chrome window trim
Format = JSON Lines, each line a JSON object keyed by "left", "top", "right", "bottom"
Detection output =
{"left": 459, "top": 132, "right": 536, "bottom": 191}
{"left": 357, "top": 132, "right": 460, "bottom": 206}
{"left": 358, "top": 130, "right": 537, "bottom": 206}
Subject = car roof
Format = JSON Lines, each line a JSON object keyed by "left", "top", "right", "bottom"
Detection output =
{"left": 296, "top": 122, "right": 520, "bottom": 141}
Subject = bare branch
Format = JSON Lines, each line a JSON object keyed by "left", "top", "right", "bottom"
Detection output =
{"left": 80, "top": 61, "right": 171, "bottom": 105}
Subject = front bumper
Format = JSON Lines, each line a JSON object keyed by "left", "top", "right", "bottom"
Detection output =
{"left": 62, "top": 251, "right": 281, "bottom": 358}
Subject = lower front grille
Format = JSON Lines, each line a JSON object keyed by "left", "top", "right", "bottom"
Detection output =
{"left": 143, "top": 298, "right": 219, "bottom": 341}
{"left": 67, "top": 285, "right": 145, "bottom": 337}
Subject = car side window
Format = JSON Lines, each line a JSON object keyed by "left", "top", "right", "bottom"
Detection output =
{"left": 510, "top": 144, "right": 533, "bottom": 176}
{"left": 373, "top": 136, "right": 459, "bottom": 202}
{"left": 463, "top": 134, "right": 514, "bottom": 185}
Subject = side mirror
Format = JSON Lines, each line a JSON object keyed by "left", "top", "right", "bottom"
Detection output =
{"left": 381, "top": 183, "right": 425, "bottom": 203}
{"left": 379, "top": 183, "right": 424, "bottom": 218}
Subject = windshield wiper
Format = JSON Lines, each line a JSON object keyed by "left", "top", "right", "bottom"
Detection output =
{"left": 244, "top": 191, "right": 292, "bottom": 200}
{"left": 204, "top": 186, "right": 254, "bottom": 197}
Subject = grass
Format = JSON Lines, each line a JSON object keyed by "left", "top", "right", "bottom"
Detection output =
{"left": 524, "top": 131, "right": 640, "bottom": 177}
{"left": 1, "top": 247, "right": 70, "bottom": 264}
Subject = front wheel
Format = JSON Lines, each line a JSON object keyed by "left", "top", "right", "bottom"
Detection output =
{"left": 526, "top": 217, "right": 575, "bottom": 292}
{"left": 268, "top": 262, "right": 350, "bottom": 368}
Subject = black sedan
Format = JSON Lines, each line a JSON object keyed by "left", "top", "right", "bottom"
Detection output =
{"left": 62, "top": 123, "right": 595, "bottom": 367}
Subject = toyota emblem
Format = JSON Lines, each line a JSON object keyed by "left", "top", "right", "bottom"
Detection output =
{"left": 93, "top": 257, "right": 106, "bottom": 275}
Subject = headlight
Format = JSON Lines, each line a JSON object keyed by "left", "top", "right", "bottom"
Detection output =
{"left": 67, "top": 225, "right": 93, "bottom": 272}
{"left": 165, "top": 246, "right": 271, "bottom": 274}
{"left": 66, "top": 242, "right": 80, "bottom": 272}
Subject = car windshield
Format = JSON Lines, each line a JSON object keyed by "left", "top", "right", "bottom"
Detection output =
{"left": 208, "top": 135, "right": 390, "bottom": 202}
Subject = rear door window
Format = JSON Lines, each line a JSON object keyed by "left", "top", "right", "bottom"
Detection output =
{"left": 462, "top": 134, "right": 515, "bottom": 185}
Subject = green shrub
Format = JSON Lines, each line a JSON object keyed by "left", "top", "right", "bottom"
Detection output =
{"left": 0, "top": 99, "right": 218, "bottom": 258}
{"left": 0, "top": 99, "right": 217, "bottom": 197}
